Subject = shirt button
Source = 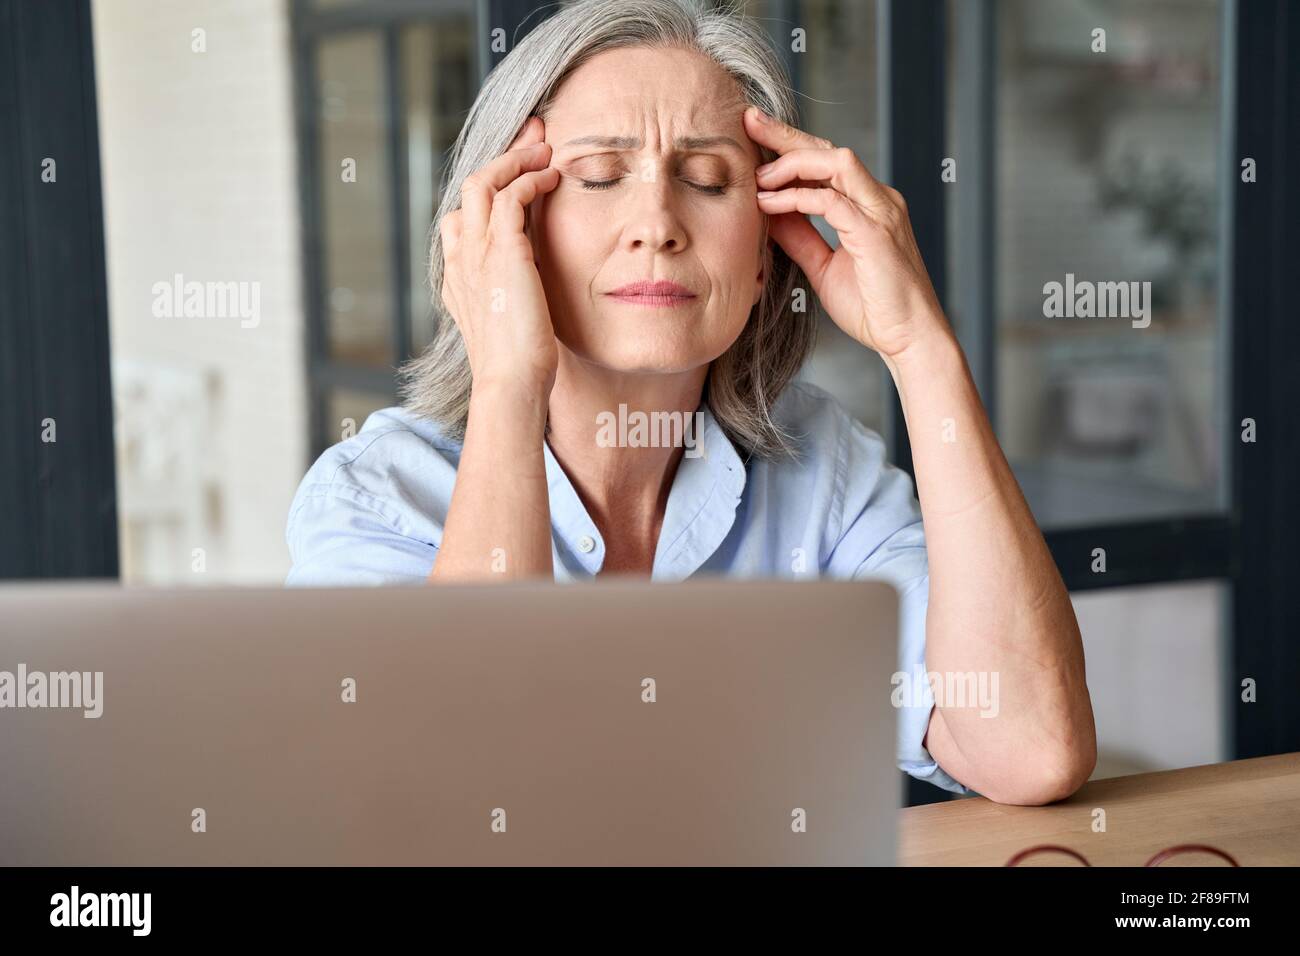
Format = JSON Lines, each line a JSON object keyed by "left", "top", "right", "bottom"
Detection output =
{"left": 577, "top": 535, "right": 596, "bottom": 554}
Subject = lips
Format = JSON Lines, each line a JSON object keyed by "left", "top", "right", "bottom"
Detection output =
{"left": 607, "top": 280, "right": 697, "bottom": 300}
{"left": 605, "top": 280, "right": 698, "bottom": 308}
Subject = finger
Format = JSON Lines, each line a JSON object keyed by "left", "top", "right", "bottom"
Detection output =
{"left": 488, "top": 166, "right": 561, "bottom": 242}
{"left": 461, "top": 139, "right": 552, "bottom": 239}
{"left": 756, "top": 146, "right": 896, "bottom": 215}
{"left": 440, "top": 209, "right": 462, "bottom": 254}
{"left": 766, "top": 211, "right": 834, "bottom": 286}
{"left": 756, "top": 185, "right": 872, "bottom": 241}
{"left": 507, "top": 114, "right": 543, "bottom": 151}
{"left": 742, "top": 105, "right": 834, "bottom": 156}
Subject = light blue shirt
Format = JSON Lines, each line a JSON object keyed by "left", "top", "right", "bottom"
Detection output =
{"left": 285, "top": 381, "right": 969, "bottom": 796}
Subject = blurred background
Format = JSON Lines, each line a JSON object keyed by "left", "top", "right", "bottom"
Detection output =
{"left": 4, "top": 0, "right": 1297, "bottom": 802}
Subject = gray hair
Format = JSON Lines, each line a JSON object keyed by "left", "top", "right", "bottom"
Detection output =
{"left": 397, "top": 0, "right": 816, "bottom": 460}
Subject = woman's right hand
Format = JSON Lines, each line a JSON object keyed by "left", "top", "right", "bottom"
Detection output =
{"left": 440, "top": 115, "right": 561, "bottom": 396}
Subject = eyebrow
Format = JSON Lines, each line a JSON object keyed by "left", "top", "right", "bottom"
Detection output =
{"left": 558, "top": 134, "right": 745, "bottom": 152}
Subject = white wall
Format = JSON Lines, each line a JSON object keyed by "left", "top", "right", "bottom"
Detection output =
{"left": 92, "top": 0, "right": 307, "bottom": 584}
{"left": 1074, "top": 579, "right": 1228, "bottom": 778}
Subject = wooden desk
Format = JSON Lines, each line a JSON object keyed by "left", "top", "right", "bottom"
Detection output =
{"left": 900, "top": 753, "right": 1300, "bottom": 866}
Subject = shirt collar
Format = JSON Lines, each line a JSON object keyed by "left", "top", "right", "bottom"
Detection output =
{"left": 542, "top": 401, "right": 747, "bottom": 581}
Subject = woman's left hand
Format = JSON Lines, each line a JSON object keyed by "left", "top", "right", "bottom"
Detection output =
{"left": 744, "top": 110, "right": 1097, "bottom": 807}
{"left": 744, "top": 105, "right": 947, "bottom": 360}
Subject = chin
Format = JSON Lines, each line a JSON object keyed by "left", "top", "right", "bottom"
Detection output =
{"left": 561, "top": 329, "right": 732, "bottom": 377}
{"left": 558, "top": 308, "right": 743, "bottom": 378}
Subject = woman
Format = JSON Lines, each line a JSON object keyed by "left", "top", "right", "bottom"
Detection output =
{"left": 286, "top": 0, "right": 1096, "bottom": 805}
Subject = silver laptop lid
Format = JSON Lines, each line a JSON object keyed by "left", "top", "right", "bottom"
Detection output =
{"left": 0, "top": 578, "right": 900, "bottom": 865}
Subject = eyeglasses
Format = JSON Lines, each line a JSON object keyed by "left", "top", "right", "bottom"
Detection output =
{"left": 1005, "top": 844, "right": 1239, "bottom": 867}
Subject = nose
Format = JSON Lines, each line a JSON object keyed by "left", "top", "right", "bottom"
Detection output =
{"left": 622, "top": 163, "right": 688, "bottom": 254}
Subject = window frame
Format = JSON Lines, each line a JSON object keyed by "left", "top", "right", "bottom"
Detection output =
{"left": 881, "top": 0, "right": 1299, "bottom": 765}
{"left": 291, "top": 0, "right": 536, "bottom": 458}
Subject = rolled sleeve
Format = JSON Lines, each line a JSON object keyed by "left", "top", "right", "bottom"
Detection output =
{"left": 285, "top": 483, "right": 436, "bottom": 587}
{"left": 891, "top": 573, "right": 972, "bottom": 796}
{"left": 831, "top": 420, "right": 971, "bottom": 797}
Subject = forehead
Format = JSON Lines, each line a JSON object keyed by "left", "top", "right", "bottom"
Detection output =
{"left": 544, "top": 46, "right": 754, "bottom": 155}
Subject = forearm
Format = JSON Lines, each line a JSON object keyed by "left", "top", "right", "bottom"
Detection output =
{"left": 883, "top": 324, "right": 1096, "bottom": 804}
{"left": 429, "top": 380, "right": 555, "bottom": 582}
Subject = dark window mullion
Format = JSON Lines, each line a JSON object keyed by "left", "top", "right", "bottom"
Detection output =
{"left": 1045, "top": 515, "right": 1234, "bottom": 592}
{"left": 879, "top": 0, "right": 952, "bottom": 808}
{"left": 0, "top": 0, "right": 118, "bottom": 578}
{"left": 385, "top": 24, "right": 411, "bottom": 368}
{"left": 291, "top": 14, "right": 329, "bottom": 460}
{"left": 878, "top": 0, "right": 948, "bottom": 481}
{"left": 949, "top": 0, "right": 996, "bottom": 416}
{"left": 484, "top": 0, "right": 554, "bottom": 75}
{"left": 766, "top": 0, "right": 802, "bottom": 93}
{"left": 1231, "top": 0, "right": 1300, "bottom": 759}
{"left": 314, "top": 360, "right": 400, "bottom": 396}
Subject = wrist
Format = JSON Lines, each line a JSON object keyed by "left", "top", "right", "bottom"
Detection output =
{"left": 881, "top": 319, "right": 964, "bottom": 388}
{"left": 468, "top": 375, "right": 551, "bottom": 433}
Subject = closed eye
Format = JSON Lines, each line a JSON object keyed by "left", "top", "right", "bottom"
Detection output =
{"left": 579, "top": 177, "right": 728, "bottom": 196}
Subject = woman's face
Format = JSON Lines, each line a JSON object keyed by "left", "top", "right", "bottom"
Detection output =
{"left": 529, "top": 46, "right": 766, "bottom": 377}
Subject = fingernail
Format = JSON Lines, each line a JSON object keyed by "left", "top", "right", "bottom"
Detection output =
{"left": 756, "top": 190, "right": 775, "bottom": 198}
{"left": 749, "top": 105, "right": 770, "bottom": 123}
{"left": 755, "top": 162, "right": 773, "bottom": 176}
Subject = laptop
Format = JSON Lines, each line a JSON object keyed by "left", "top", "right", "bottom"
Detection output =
{"left": 0, "top": 578, "right": 901, "bottom": 865}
